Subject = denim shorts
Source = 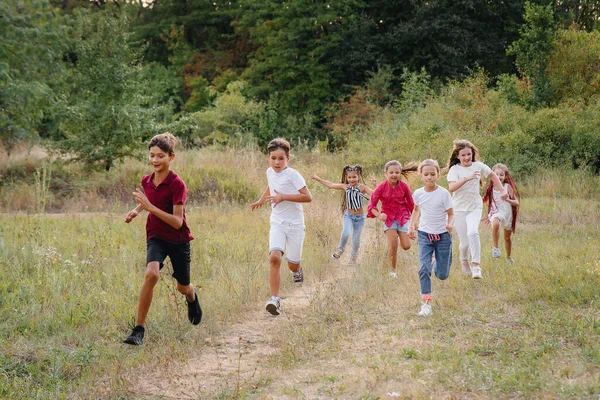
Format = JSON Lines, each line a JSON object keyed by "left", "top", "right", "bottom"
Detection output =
{"left": 383, "top": 219, "right": 410, "bottom": 233}
{"left": 146, "top": 237, "right": 191, "bottom": 286}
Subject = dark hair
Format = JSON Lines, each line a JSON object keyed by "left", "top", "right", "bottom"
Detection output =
{"left": 483, "top": 163, "right": 520, "bottom": 233}
{"left": 149, "top": 133, "right": 177, "bottom": 155}
{"left": 339, "top": 165, "right": 365, "bottom": 212}
{"left": 384, "top": 160, "right": 419, "bottom": 179}
{"left": 446, "top": 139, "right": 479, "bottom": 170}
{"left": 267, "top": 138, "right": 291, "bottom": 157}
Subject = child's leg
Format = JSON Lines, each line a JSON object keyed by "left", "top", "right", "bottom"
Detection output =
{"left": 337, "top": 212, "right": 352, "bottom": 254}
{"left": 454, "top": 211, "right": 470, "bottom": 263}
{"left": 492, "top": 217, "right": 501, "bottom": 248}
{"left": 465, "top": 208, "right": 483, "bottom": 266}
{"left": 385, "top": 229, "right": 399, "bottom": 270}
{"left": 504, "top": 229, "right": 512, "bottom": 259}
{"left": 398, "top": 232, "right": 411, "bottom": 250}
{"left": 136, "top": 261, "right": 161, "bottom": 327}
{"left": 433, "top": 232, "right": 452, "bottom": 280}
{"left": 269, "top": 250, "right": 283, "bottom": 296}
{"left": 350, "top": 214, "right": 365, "bottom": 258}
{"left": 418, "top": 231, "right": 435, "bottom": 299}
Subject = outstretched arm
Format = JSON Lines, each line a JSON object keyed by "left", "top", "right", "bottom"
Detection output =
{"left": 489, "top": 172, "right": 508, "bottom": 200}
{"left": 310, "top": 173, "right": 347, "bottom": 190}
{"left": 250, "top": 186, "right": 270, "bottom": 210}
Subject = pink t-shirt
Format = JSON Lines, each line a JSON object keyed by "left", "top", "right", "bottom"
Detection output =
{"left": 367, "top": 180, "right": 414, "bottom": 228}
{"left": 141, "top": 170, "right": 194, "bottom": 243}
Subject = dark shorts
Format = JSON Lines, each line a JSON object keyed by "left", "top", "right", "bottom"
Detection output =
{"left": 146, "top": 237, "right": 191, "bottom": 286}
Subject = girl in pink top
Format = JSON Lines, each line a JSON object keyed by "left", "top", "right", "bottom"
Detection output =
{"left": 368, "top": 160, "right": 418, "bottom": 277}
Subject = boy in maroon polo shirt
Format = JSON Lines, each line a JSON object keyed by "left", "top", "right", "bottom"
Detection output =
{"left": 123, "top": 133, "right": 202, "bottom": 345}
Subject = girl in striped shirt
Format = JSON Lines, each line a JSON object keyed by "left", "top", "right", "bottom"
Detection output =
{"left": 311, "top": 165, "right": 375, "bottom": 264}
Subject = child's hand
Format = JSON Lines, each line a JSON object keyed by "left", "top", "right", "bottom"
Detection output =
{"left": 370, "top": 177, "right": 377, "bottom": 187}
{"left": 266, "top": 190, "right": 285, "bottom": 207}
{"left": 125, "top": 209, "right": 138, "bottom": 223}
{"left": 133, "top": 189, "right": 152, "bottom": 211}
{"left": 446, "top": 223, "right": 453, "bottom": 233}
{"left": 500, "top": 190, "right": 509, "bottom": 200}
{"left": 377, "top": 212, "right": 387, "bottom": 222}
{"left": 250, "top": 199, "right": 265, "bottom": 210}
{"left": 408, "top": 228, "right": 417, "bottom": 240}
{"left": 310, "top": 173, "right": 319, "bottom": 181}
{"left": 467, "top": 171, "right": 481, "bottom": 181}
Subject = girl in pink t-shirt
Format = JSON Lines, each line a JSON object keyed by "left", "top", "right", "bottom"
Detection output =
{"left": 367, "top": 160, "right": 418, "bottom": 277}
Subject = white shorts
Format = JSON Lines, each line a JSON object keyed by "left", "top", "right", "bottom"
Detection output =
{"left": 489, "top": 212, "right": 512, "bottom": 230}
{"left": 269, "top": 221, "right": 306, "bottom": 264}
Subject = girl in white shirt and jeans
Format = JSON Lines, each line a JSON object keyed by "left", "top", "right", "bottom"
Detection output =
{"left": 446, "top": 140, "right": 507, "bottom": 279}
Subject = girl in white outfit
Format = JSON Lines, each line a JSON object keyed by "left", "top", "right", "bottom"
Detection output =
{"left": 483, "top": 163, "right": 520, "bottom": 264}
{"left": 446, "top": 140, "right": 507, "bottom": 279}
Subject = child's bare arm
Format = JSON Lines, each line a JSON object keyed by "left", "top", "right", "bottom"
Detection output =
{"left": 506, "top": 186, "right": 519, "bottom": 206}
{"left": 250, "top": 186, "right": 270, "bottom": 210}
{"left": 408, "top": 205, "right": 420, "bottom": 240}
{"left": 133, "top": 188, "right": 185, "bottom": 229}
{"left": 310, "top": 173, "right": 346, "bottom": 190}
{"left": 125, "top": 204, "right": 144, "bottom": 223}
{"left": 446, "top": 208, "right": 454, "bottom": 233}
{"left": 268, "top": 186, "right": 312, "bottom": 207}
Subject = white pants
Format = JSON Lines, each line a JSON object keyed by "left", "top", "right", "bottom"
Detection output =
{"left": 454, "top": 208, "right": 482, "bottom": 265}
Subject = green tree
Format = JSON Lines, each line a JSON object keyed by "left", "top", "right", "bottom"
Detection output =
{"left": 59, "top": 9, "right": 153, "bottom": 171}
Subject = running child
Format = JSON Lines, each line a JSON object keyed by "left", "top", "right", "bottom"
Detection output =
{"left": 123, "top": 133, "right": 202, "bottom": 346}
{"left": 311, "top": 165, "right": 374, "bottom": 264}
{"left": 250, "top": 138, "right": 312, "bottom": 316}
{"left": 446, "top": 139, "right": 507, "bottom": 279}
{"left": 367, "top": 160, "right": 418, "bottom": 278}
{"left": 408, "top": 159, "right": 454, "bottom": 316}
{"left": 483, "top": 163, "right": 520, "bottom": 264}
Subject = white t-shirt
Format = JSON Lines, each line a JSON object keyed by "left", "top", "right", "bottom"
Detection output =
{"left": 447, "top": 161, "right": 492, "bottom": 212}
{"left": 266, "top": 167, "right": 306, "bottom": 225}
{"left": 412, "top": 186, "right": 453, "bottom": 234}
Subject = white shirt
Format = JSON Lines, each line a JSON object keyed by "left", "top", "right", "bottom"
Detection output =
{"left": 266, "top": 167, "right": 306, "bottom": 225}
{"left": 413, "top": 186, "right": 453, "bottom": 234}
{"left": 447, "top": 161, "right": 492, "bottom": 212}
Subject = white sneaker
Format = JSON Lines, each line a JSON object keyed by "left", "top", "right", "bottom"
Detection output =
{"left": 492, "top": 247, "right": 501, "bottom": 258}
{"left": 265, "top": 297, "right": 281, "bottom": 316}
{"left": 418, "top": 303, "right": 432, "bottom": 317}
{"left": 461, "top": 260, "right": 471, "bottom": 275}
{"left": 506, "top": 258, "right": 514, "bottom": 265}
{"left": 471, "top": 266, "right": 482, "bottom": 279}
{"left": 389, "top": 271, "right": 398, "bottom": 278}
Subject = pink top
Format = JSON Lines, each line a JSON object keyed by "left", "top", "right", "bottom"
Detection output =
{"left": 367, "top": 180, "right": 414, "bottom": 228}
{"left": 141, "top": 170, "right": 194, "bottom": 243}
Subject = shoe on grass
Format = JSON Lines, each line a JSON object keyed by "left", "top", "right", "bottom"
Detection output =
{"left": 332, "top": 249, "right": 343, "bottom": 259}
{"left": 389, "top": 271, "right": 398, "bottom": 278}
{"left": 348, "top": 256, "right": 357, "bottom": 265}
{"left": 186, "top": 288, "right": 203, "bottom": 325}
{"left": 492, "top": 247, "right": 501, "bottom": 258}
{"left": 266, "top": 296, "right": 281, "bottom": 316}
{"left": 471, "top": 266, "right": 482, "bottom": 279}
{"left": 124, "top": 325, "right": 145, "bottom": 346}
{"left": 506, "top": 258, "right": 514, "bottom": 265}
{"left": 418, "top": 303, "right": 432, "bottom": 317}
{"left": 292, "top": 267, "right": 304, "bottom": 284}
{"left": 461, "top": 259, "right": 471, "bottom": 275}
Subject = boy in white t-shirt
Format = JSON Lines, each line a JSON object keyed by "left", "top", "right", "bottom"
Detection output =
{"left": 250, "top": 138, "right": 312, "bottom": 316}
{"left": 409, "top": 159, "right": 454, "bottom": 317}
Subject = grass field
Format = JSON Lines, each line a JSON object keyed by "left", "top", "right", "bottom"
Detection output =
{"left": 1, "top": 148, "right": 600, "bottom": 399}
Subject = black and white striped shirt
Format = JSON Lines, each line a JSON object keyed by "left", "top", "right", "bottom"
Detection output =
{"left": 346, "top": 185, "right": 368, "bottom": 211}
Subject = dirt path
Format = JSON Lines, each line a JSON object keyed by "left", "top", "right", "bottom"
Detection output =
{"left": 129, "top": 223, "right": 384, "bottom": 399}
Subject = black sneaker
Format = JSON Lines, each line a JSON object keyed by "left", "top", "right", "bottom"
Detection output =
{"left": 124, "top": 325, "right": 145, "bottom": 345}
{"left": 187, "top": 288, "right": 203, "bottom": 325}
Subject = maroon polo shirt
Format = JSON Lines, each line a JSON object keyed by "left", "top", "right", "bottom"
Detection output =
{"left": 141, "top": 170, "right": 194, "bottom": 243}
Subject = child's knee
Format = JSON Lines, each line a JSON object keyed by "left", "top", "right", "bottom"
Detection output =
{"left": 400, "top": 242, "right": 411, "bottom": 250}
{"left": 269, "top": 251, "right": 282, "bottom": 265}
{"left": 144, "top": 269, "right": 160, "bottom": 284}
{"left": 435, "top": 271, "right": 449, "bottom": 280}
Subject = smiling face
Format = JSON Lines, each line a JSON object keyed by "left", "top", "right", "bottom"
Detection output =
{"left": 494, "top": 167, "right": 506, "bottom": 184}
{"left": 268, "top": 148, "right": 289, "bottom": 172}
{"left": 385, "top": 165, "right": 402, "bottom": 185}
{"left": 346, "top": 171, "right": 360, "bottom": 187}
{"left": 419, "top": 165, "right": 439, "bottom": 189}
{"left": 458, "top": 147, "right": 473, "bottom": 167}
{"left": 149, "top": 146, "right": 174, "bottom": 174}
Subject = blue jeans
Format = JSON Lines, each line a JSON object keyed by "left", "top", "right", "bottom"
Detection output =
{"left": 337, "top": 211, "right": 365, "bottom": 258}
{"left": 418, "top": 230, "right": 452, "bottom": 295}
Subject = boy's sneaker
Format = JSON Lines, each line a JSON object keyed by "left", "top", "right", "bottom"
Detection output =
{"left": 332, "top": 250, "right": 343, "bottom": 259}
{"left": 389, "top": 271, "right": 398, "bottom": 278}
{"left": 123, "top": 325, "right": 145, "bottom": 345}
{"left": 492, "top": 247, "right": 501, "bottom": 258}
{"left": 348, "top": 256, "right": 357, "bottom": 265}
{"left": 461, "top": 260, "right": 471, "bottom": 275}
{"left": 471, "top": 266, "right": 483, "bottom": 279}
{"left": 292, "top": 267, "right": 304, "bottom": 284}
{"left": 418, "top": 303, "right": 432, "bottom": 317}
{"left": 186, "top": 288, "right": 203, "bottom": 325}
{"left": 506, "top": 258, "right": 514, "bottom": 265}
{"left": 265, "top": 296, "right": 281, "bottom": 316}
